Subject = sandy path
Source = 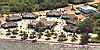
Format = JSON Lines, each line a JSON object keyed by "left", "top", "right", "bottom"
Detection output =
{"left": 95, "top": 0, "right": 100, "bottom": 3}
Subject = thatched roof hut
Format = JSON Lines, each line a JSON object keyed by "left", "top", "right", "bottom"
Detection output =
{"left": 61, "top": 14, "right": 78, "bottom": 25}
{"left": 6, "top": 15, "right": 22, "bottom": 22}
{"left": 1, "top": 22, "right": 17, "bottom": 29}
{"left": 46, "top": 10, "right": 62, "bottom": 17}
{"left": 22, "top": 13, "right": 38, "bottom": 19}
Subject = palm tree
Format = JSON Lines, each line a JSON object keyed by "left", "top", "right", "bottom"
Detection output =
{"left": 71, "top": 33, "right": 78, "bottom": 42}
{"left": 32, "top": 39, "right": 37, "bottom": 43}
{"left": 45, "top": 37, "right": 51, "bottom": 40}
{"left": 37, "top": 33, "right": 42, "bottom": 39}
{"left": 21, "top": 31, "right": 28, "bottom": 40}
{"left": 58, "top": 32, "right": 67, "bottom": 42}
{"left": 45, "top": 33, "right": 52, "bottom": 37}
{"left": 7, "top": 29, "right": 11, "bottom": 32}
{"left": 78, "top": 18, "right": 93, "bottom": 45}
{"left": 80, "top": 34, "right": 89, "bottom": 45}
{"left": 5, "top": 29, "right": 12, "bottom": 37}
{"left": 6, "top": 32, "right": 11, "bottom": 36}
{"left": 29, "top": 34, "right": 36, "bottom": 39}
{"left": 12, "top": 30, "right": 18, "bottom": 35}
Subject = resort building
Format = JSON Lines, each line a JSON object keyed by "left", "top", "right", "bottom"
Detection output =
{"left": 79, "top": 5, "right": 97, "bottom": 14}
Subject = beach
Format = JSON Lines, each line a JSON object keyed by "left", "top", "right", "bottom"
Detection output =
{"left": 0, "top": 39, "right": 100, "bottom": 50}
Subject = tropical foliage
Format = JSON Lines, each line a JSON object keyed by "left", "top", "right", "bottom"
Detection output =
{"left": 0, "top": 0, "right": 68, "bottom": 13}
{"left": 78, "top": 9, "right": 100, "bottom": 43}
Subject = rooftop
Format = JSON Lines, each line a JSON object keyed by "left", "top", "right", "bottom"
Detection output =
{"left": 1, "top": 22, "right": 17, "bottom": 29}
{"left": 80, "top": 5, "right": 97, "bottom": 11}
{"left": 6, "top": 15, "right": 22, "bottom": 22}
{"left": 22, "top": 13, "right": 38, "bottom": 19}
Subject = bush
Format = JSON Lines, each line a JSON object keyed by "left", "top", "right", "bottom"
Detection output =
{"left": 6, "top": 33, "right": 11, "bottom": 36}
{"left": 45, "top": 38, "right": 51, "bottom": 40}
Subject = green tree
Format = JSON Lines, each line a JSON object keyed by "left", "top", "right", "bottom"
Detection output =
{"left": 78, "top": 18, "right": 93, "bottom": 45}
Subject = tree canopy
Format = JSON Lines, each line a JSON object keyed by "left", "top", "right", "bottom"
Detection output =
{"left": 0, "top": 0, "right": 68, "bottom": 13}
{"left": 97, "top": 3, "right": 100, "bottom": 12}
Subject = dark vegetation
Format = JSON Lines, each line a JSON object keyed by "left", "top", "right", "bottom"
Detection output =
{"left": 0, "top": 0, "right": 68, "bottom": 13}
{"left": 78, "top": 11, "right": 100, "bottom": 44}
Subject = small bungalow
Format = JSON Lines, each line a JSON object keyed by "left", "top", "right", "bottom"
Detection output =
{"left": 46, "top": 10, "right": 62, "bottom": 17}
{"left": 61, "top": 14, "right": 78, "bottom": 25}
{"left": 6, "top": 15, "right": 22, "bottom": 22}
{"left": 1, "top": 22, "right": 18, "bottom": 29}
{"left": 22, "top": 13, "right": 38, "bottom": 19}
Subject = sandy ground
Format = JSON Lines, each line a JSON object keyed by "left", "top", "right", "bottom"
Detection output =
{"left": 0, "top": 39, "right": 100, "bottom": 50}
{"left": 95, "top": 0, "right": 100, "bottom": 3}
